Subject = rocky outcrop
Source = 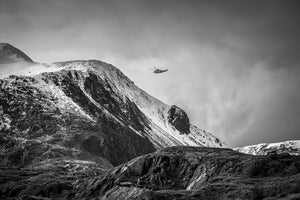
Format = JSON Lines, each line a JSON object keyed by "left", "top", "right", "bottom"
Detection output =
{"left": 167, "top": 105, "right": 190, "bottom": 134}
{"left": 73, "top": 146, "right": 300, "bottom": 200}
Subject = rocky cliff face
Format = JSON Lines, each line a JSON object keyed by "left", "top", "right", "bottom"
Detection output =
{"left": 167, "top": 105, "right": 190, "bottom": 134}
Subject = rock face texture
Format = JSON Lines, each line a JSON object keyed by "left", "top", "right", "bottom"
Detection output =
{"left": 2, "top": 146, "right": 300, "bottom": 199}
{"left": 73, "top": 146, "right": 300, "bottom": 200}
{"left": 0, "top": 73, "right": 155, "bottom": 167}
{"left": 0, "top": 159, "right": 109, "bottom": 199}
{"left": 167, "top": 105, "right": 190, "bottom": 134}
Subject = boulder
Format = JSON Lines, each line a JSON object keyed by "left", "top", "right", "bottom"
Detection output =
{"left": 167, "top": 105, "right": 190, "bottom": 134}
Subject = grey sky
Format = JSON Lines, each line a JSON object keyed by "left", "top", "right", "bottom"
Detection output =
{"left": 1, "top": 0, "right": 300, "bottom": 146}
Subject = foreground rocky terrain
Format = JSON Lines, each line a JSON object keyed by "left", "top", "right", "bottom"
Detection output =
{"left": 75, "top": 146, "right": 300, "bottom": 200}
{"left": 0, "top": 159, "right": 108, "bottom": 199}
{"left": 1, "top": 146, "right": 300, "bottom": 199}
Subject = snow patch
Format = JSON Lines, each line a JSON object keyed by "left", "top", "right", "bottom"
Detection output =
{"left": 0, "top": 114, "right": 12, "bottom": 130}
{"left": 235, "top": 140, "right": 300, "bottom": 155}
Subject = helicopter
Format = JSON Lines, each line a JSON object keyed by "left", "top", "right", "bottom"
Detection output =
{"left": 152, "top": 67, "right": 168, "bottom": 74}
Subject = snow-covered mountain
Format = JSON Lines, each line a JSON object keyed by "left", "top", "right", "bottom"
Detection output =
{"left": 0, "top": 43, "right": 225, "bottom": 167}
{"left": 234, "top": 140, "right": 300, "bottom": 155}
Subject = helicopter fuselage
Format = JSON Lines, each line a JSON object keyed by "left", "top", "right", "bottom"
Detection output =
{"left": 153, "top": 69, "right": 168, "bottom": 74}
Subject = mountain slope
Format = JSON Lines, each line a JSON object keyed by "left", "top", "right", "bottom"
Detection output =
{"left": 0, "top": 44, "right": 225, "bottom": 169}
{"left": 235, "top": 140, "right": 300, "bottom": 155}
{"left": 0, "top": 73, "right": 156, "bottom": 167}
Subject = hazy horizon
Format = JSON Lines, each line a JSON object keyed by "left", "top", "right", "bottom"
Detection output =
{"left": 1, "top": 0, "right": 300, "bottom": 147}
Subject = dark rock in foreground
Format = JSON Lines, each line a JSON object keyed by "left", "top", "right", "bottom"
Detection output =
{"left": 73, "top": 146, "right": 300, "bottom": 200}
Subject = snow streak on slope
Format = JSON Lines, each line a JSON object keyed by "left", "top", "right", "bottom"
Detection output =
{"left": 234, "top": 140, "right": 300, "bottom": 155}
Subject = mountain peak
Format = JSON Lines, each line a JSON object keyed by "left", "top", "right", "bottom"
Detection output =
{"left": 0, "top": 43, "right": 33, "bottom": 63}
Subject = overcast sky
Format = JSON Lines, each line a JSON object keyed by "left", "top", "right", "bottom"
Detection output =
{"left": 1, "top": 0, "right": 300, "bottom": 147}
